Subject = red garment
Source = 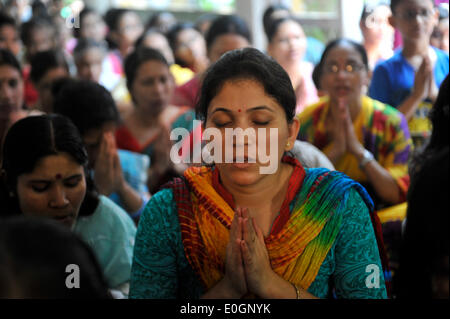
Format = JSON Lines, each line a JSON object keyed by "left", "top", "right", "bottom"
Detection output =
{"left": 22, "top": 66, "right": 39, "bottom": 108}
{"left": 115, "top": 125, "right": 157, "bottom": 154}
{"left": 172, "top": 76, "right": 200, "bottom": 108}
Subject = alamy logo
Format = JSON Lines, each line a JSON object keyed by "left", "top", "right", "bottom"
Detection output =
{"left": 365, "top": 264, "right": 380, "bottom": 289}
{"left": 65, "top": 264, "right": 80, "bottom": 289}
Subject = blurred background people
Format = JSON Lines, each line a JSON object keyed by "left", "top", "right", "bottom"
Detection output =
{"left": 267, "top": 16, "right": 318, "bottom": 114}
{"left": 359, "top": 1, "right": 394, "bottom": 73}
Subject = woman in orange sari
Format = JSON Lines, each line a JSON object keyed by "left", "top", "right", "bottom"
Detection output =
{"left": 129, "top": 48, "right": 387, "bottom": 299}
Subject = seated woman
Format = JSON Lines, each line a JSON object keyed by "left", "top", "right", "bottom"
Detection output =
{"left": 0, "top": 114, "right": 136, "bottom": 297}
{"left": 115, "top": 47, "right": 197, "bottom": 194}
{"left": 53, "top": 79, "right": 150, "bottom": 223}
{"left": 266, "top": 16, "right": 319, "bottom": 114}
{"left": 297, "top": 39, "right": 412, "bottom": 211}
{"left": 129, "top": 47, "right": 387, "bottom": 299}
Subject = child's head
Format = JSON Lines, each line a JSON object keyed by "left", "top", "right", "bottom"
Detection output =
{"left": 73, "top": 38, "right": 106, "bottom": 83}
{"left": 75, "top": 8, "right": 108, "bottom": 43}
{"left": 389, "top": 0, "right": 438, "bottom": 45}
{"left": 105, "top": 8, "right": 144, "bottom": 55}
{"left": 20, "top": 17, "right": 57, "bottom": 62}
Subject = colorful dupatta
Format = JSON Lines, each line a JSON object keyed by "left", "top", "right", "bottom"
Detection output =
{"left": 165, "top": 157, "right": 378, "bottom": 293}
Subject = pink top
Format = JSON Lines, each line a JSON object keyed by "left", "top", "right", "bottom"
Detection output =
{"left": 172, "top": 76, "right": 201, "bottom": 109}
{"left": 295, "top": 61, "right": 319, "bottom": 114}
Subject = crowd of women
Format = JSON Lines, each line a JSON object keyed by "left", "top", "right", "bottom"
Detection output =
{"left": 0, "top": 0, "right": 448, "bottom": 299}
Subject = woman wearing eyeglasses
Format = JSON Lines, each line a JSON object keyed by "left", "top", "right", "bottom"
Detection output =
{"left": 298, "top": 38, "right": 413, "bottom": 213}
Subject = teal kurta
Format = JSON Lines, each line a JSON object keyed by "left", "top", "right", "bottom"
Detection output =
{"left": 129, "top": 168, "right": 387, "bottom": 299}
{"left": 74, "top": 195, "right": 137, "bottom": 290}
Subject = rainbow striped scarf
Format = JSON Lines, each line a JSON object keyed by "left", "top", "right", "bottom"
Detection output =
{"left": 169, "top": 160, "right": 374, "bottom": 292}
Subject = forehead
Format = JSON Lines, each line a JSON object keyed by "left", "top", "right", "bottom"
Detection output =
{"left": 177, "top": 28, "right": 200, "bottom": 40}
{"left": 276, "top": 20, "right": 304, "bottom": 36}
{"left": 0, "top": 65, "right": 21, "bottom": 79}
{"left": 83, "top": 12, "right": 102, "bottom": 24}
{"left": 0, "top": 25, "right": 18, "bottom": 35}
{"left": 136, "top": 59, "right": 169, "bottom": 77}
{"left": 120, "top": 12, "right": 141, "bottom": 25}
{"left": 324, "top": 44, "right": 364, "bottom": 63}
{"left": 208, "top": 79, "right": 281, "bottom": 112}
{"left": 79, "top": 47, "right": 105, "bottom": 60}
{"left": 21, "top": 153, "right": 83, "bottom": 179}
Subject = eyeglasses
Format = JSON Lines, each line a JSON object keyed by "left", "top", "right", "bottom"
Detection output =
{"left": 323, "top": 62, "right": 365, "bottom": 75}
{"left": 397, "top": 9, "right": 434, "bottom": 21}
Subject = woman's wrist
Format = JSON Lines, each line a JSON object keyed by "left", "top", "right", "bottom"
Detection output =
{"left": 256, "top": 271, "right": 292, "bottom": 299}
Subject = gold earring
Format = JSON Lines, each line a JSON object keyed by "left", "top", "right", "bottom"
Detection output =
{"left": 286, "top": 141, "right": 291, "bottom": 148}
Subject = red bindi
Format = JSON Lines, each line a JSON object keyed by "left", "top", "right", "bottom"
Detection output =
{"left": 238, "top": 109, "right": 242, "bottom": 112}
{"left": 55, "top": 174, "right": 62, "bottom": 180}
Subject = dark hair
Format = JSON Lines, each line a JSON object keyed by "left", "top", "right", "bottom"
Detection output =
{"left": 19, "top": 17, "right": 55, "bottom": 47}
{"left": 53, "top": 79, "right": 119, "bottom": 136}
{"left": 0, "top": 216, "right": 111, "bottom": 298}
{"left": 124, "top": 46, "right": 169, "bottom": 92}
{"left": 391, "top": 0, "right": 435, "bottom": 13}
{"left": 166, "top": 22, "right": 198, "bottom": 67}
{"left": 0, "top": 11, "right": 17, "bottom": 29}
{"left": 262, "top": 4, "right": 291, "bottom": 37}
{"left": 205, "top": 15, "right": 252, "bottom": 50}
{"left": 314, "top": 38, "right": 369, "bottom": 81}
{"left": 266, "top": 16, "right": 303, "bottom": 43}
{"left": 73, "top": 38, "right": 107, "bottom": 63}
{"left": 0, "top": 114, "right": 98, "bottom": 218}
{"left": 104, "top": 8, "right": 129, "bottom": 33}
{"left": 360, "top": 1, "right": 390, "bottom": 22}
{"left": 31, "top": 0, "right": 50, "bottom": 19}
{"left": 0, "top": 48, "right": 22, "bottom": 75}
{"left": 312, "top": 63, "right": 322, "bottom": 91}
{"left": 396, "top": 75, "right": 449, "bottom": 298}
{"left": 29, "top": 49, "right": 69, "bottom": 84}
{"left": 196, "top": 47, "right": 296, "bottom": 123}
